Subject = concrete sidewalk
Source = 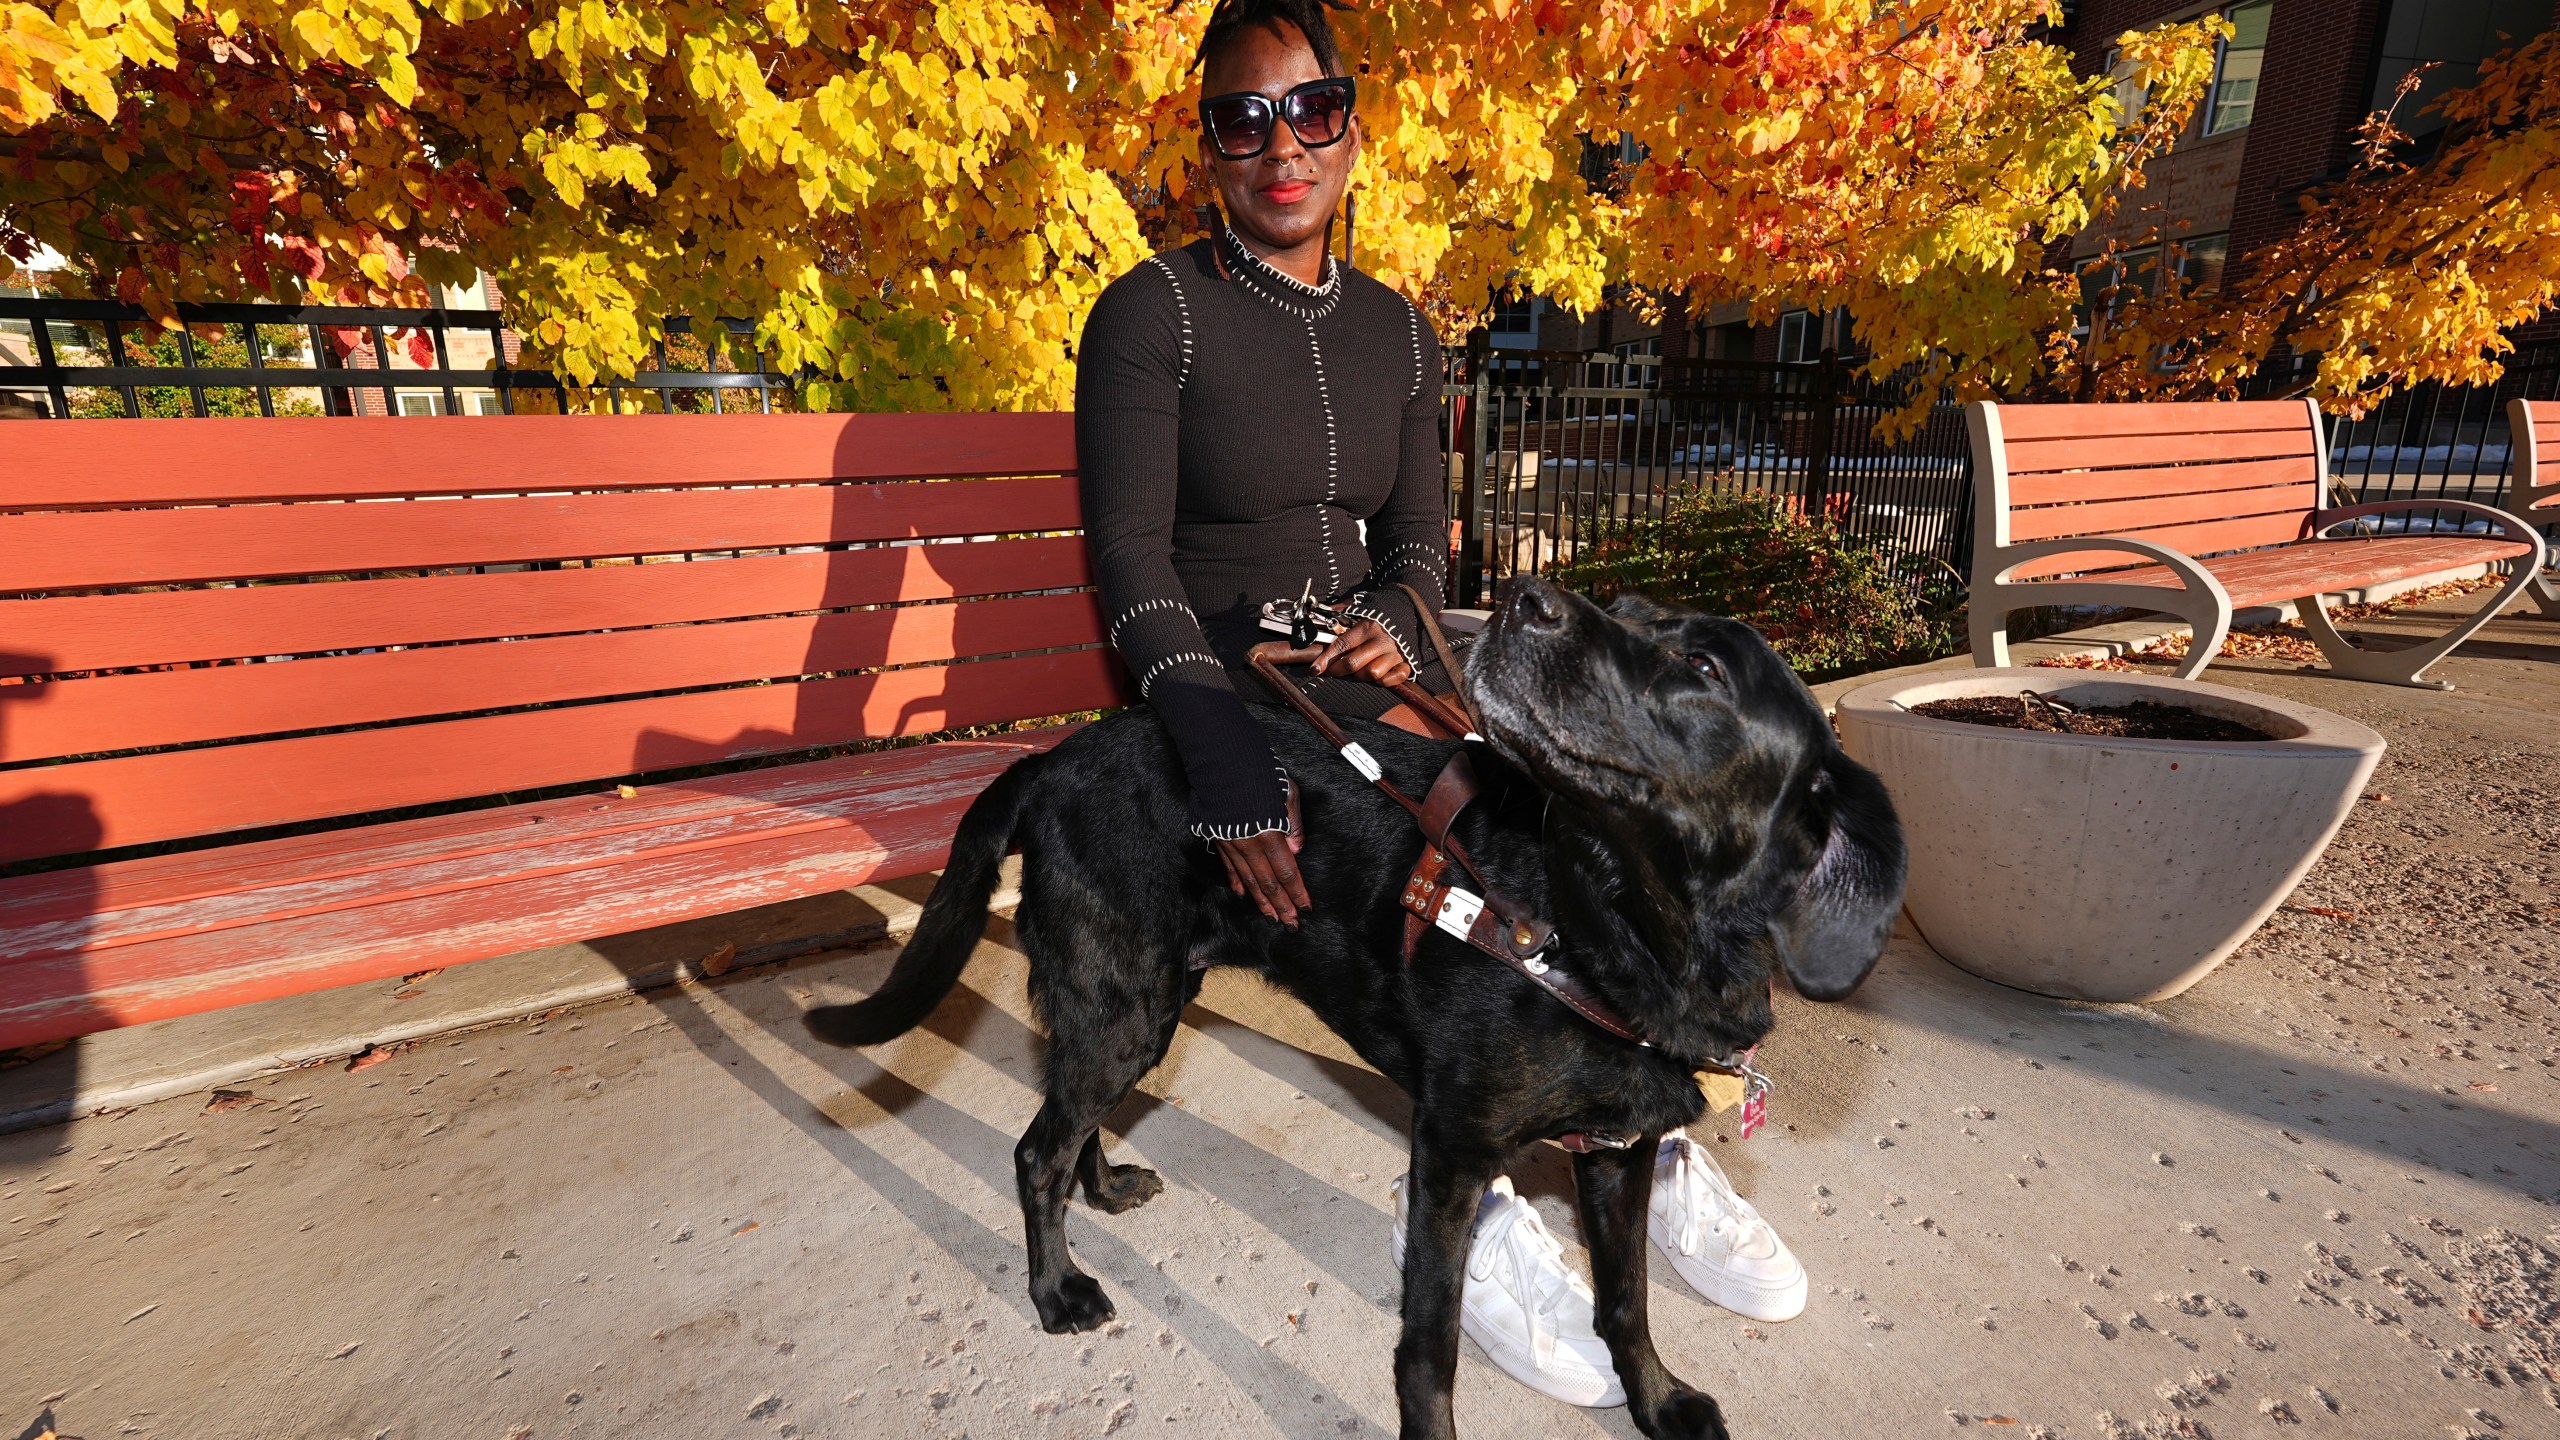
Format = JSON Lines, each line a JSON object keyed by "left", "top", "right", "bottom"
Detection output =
{"left": 5, "top": 589, "right": 2556, "bottom": 1439}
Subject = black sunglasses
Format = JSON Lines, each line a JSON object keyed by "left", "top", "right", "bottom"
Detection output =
{"left": 1201, "top": 76, "right": 1357, "bottom": 161}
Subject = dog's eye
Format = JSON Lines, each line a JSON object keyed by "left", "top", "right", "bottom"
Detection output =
{"left": 1685, "top": 652, "right": 1720, "bottom": 680}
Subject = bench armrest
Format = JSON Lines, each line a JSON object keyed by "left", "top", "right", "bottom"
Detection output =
{"left": 1980, "top": 535, "right": 2228, "bottom": 601}
{"left": 2310, "top": 499, "right": 2551, "bottom": 567}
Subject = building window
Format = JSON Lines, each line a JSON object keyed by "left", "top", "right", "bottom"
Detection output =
{"left": 2105, "top": 45, "right": 2150, "bottom": 128}
{"left": 397, "top": 393, "right": 442, "bottom": 416}
{"left": 1775, "top": 310, "right": 1814, "bottom": 362}
{"left": 2204, "top": 0, "right": 2272, "bottom": 135}
{"left": 2369, "top": 0, "right": 2553, "bottom": 139}
{"left": 2170, "top": 234, "right": 2231, "bottom": 293}
{"left": 1486, "top": 292, "right": 1541, "bottom": 349}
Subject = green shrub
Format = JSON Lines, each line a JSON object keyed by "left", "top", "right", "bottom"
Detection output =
{"left": 1550, "top": 486, "right": 1964, "bottom": 678}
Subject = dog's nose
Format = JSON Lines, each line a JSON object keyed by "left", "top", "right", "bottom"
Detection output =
{"left": 1506, "top": 577, "right": 1564, "bottom": 630}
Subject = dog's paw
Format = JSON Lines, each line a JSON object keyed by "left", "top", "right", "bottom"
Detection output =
{"left": 1084, "top": 1162, "right": 1164, "bottom": 1214}
{"left": 1031, "top": 1272, "right": 1116, "bottom": 1334}
{"left": 1635, "top": 1388, "right": 1729, "bottom": 1440}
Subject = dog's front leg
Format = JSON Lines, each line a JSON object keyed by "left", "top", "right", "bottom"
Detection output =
{"left": 1576, "top": 1141, "right": 1730, "bottom": 1440}
{"left": 1394, "top": 1137, "right": 1502, "bottom": 1440}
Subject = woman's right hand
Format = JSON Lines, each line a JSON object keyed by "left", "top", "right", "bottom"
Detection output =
{"left": 1216, "top": 781, "right": 1310, "bottom": 928}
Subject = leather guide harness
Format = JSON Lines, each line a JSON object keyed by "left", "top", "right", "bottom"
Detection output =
{"left": 1241, "top": 607, "right": 1771, "bottom": 1150}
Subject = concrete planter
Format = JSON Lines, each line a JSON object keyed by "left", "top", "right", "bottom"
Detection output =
{"left": 1834, "top": 669, "right": 2384, "bottom": 1003}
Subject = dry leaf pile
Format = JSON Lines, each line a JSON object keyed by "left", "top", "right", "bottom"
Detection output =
{"left": 2031, "top": 574, "right": 2505, "bottom": 673}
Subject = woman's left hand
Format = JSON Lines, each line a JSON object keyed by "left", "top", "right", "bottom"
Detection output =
{"left": 1311, "top": 619, "right": 1412, "bottom": 687}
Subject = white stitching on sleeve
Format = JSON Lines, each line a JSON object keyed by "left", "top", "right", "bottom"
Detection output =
{"left": 1406, "top": 302, "right": 1424, "bottom": 400}
{"left": 1339, "top": 599, "right": 1421, "bottom": 669}
{"left": 1146, "top": 256, "right": 1195, "bottom": 390}
{"left": 1377, "top": 539, "right": 1447, "bottom": 578}
{"left": 1110, "top": 596, "right": 1199, "bottom": 646}
{"left": 1187, "top": 767, "right": 1294, "bottom": 841}
{"left": 1135, "top": 650, "right": 1222, "bottom": 698}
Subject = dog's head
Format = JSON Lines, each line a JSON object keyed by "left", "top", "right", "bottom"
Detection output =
{"left": 1466, "top": 577, "right": 1904, "bottom": 1005}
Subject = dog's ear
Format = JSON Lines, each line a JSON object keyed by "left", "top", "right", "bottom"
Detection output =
{"left": 1771, "top": 749, "right": 1906, "bottom": 1001}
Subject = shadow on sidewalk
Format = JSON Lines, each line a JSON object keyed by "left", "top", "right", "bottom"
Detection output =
{"left": 629, "top": 943, "right": 1396, "bottom": 1439}
{"left": 1844, "top": 942, "right": 2560, "bottom": 1204}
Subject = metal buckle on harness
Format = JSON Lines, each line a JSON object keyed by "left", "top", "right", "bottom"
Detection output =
{"left": 1432, "top": 887, "right": 1484, "bottom": 941}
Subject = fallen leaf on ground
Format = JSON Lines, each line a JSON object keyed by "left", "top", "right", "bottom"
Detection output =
{"left": 346, "top": 1041, "right": 415, "bottom": 1072}
{"left": 732, "top": 1220, "right": 760, "bottom": 1235}
{"left": 616, "top": 784, "right": 638, "bottom": 799}
{"left": 2287, "top": 905, "right": 2358, "bottom": 921}
{"left": 0, "top": 1038, "right": 73, "bottom": 1070}
{"left": 2468, "top": 1081, "right": 2499, "bottom": 1092}
{"left": 203, "top": 1088, "right": 270, "bottom": 1113}
{"left": 700, "top": 942, "right": 738, "bottom": 977}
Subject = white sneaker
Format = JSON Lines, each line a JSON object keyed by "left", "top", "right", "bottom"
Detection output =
{"left": 1391, "top": 1174, "right": 1627, "bottom": 1407}
{"left": 1647, "top": 1133, "right": 1808, "bottom": 1322}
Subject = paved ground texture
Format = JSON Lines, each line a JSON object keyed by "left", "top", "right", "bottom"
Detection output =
{"left": 5, "top": 591, "right": 2557, "bottom": 1440}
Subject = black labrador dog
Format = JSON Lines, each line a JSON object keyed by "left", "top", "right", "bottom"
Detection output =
{"left": 806, "top": 577, "right": 1905, "bottom": 1440}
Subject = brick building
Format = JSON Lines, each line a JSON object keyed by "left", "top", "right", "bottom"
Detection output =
{"left": 2066, "top": 0, "right": 2554, "bottom": 297}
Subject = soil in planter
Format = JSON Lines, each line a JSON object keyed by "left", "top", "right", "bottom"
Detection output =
{"left": 1911, "top": 695, "right": 2276, "bottom": 742}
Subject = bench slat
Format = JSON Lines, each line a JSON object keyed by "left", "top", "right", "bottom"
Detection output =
{"left": 2006, "top": 457, "right": 2319, "bottom": 508}
{"left": 2, "top": 591, "right": 1105, "bottom": 763}
{"left": 0, "top": 412, "right": 1074, "bottom": 508}
{"left": 2007, "top": 535, "right": 2533, "bottom": 608}
{"left": 1992, "top": 401, "right": 2313, "bottom": 442}
{"left": 0, "top": 535, "right": 1091, "bottom": 679}
{"left": 2005, "top": 514, "right": 2312, "bottom": 580}
{"left": 2002, "top": 428, "right": 2317, "bottom": 476}
{"left": 0, "top": 717, "right": 1068, "bottom": 927}
{"left": 0, "top": 474, "right": 1079, "bottom": 592}
{"left": 2006, "top": 482, "right": 2314, "bottom": 543}
{"left": 0, "top": 729, "right": 1074, "bottom": 1047}
{"left": 0, "top": 647, "right": 1122, "bottom": 863}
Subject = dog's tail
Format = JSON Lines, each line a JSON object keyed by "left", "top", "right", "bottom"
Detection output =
{"left": 802, "top": 753, "right": 1040, "bottom": 1048}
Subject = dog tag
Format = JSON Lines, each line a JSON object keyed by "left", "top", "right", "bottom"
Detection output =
{"left": 1739, "top": 1075, "right": 1769, "bottom": 1140}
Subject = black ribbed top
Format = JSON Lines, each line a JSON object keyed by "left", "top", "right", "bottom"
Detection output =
{"left": 1074, "top": 232, "right": 1448, "bottom": 838}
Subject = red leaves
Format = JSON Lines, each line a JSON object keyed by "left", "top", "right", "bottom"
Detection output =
{"left": 404, "top": 327, "right": 435, "bottom": 367}
{"left": 281, "top": 236, "right": 327, "bottom": 281}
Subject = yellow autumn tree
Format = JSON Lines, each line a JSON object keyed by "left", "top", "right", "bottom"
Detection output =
{"left": 0, "top": 0, "right": 2222, "bottom": 411}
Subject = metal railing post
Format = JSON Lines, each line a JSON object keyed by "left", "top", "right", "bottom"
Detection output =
{"left": 1458, "top": 331, "right": 1492, "bottom": 606}
{"left": 1803, "top": 346, "right": 1838, "bottom": 516}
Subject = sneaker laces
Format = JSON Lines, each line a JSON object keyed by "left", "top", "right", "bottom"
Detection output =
{"left": 1471, "top": 1194, "right": 1588, "bottom": 1365}
{"left": 1666, "top": 1139, "right": 1776, "bottom": 1261}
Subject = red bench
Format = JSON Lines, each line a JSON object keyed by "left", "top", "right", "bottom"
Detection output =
{"left": 1966, "top": 399, "right": 2546, "bottom": 689}
{"left": 2508, "top": 398, "right": 2560, "bottom": 618}
{"left": 0, "top": 414, "right": 1127, "bottom": 1049}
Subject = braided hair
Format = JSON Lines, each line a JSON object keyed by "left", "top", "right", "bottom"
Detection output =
{"left": 1195, "top": 0, "right": 1355, "bottom": 77}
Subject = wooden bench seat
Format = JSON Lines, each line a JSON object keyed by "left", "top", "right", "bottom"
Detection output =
{"left": 1968, "top": 399, "right": 2546, "bottom": 689}
{"left": 2508, "top": 397, "right": 2560, "bottom": 618}
{"left": 0, "top": 413, "right": 1128, "bottom": 1049}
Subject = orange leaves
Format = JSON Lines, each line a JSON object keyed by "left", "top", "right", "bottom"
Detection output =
{"left": 0, "top": 0, "right": 2225, "bottom": 414}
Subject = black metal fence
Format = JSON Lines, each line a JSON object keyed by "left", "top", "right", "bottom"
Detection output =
{"left": 0, "top": 298, "right": 792, "bottom": 419}
{"left": 1441, "top": 347, "right": 1973, "bottom": 607}
{"left": 2315, "top": 341, "right": 2560, "bottom": 508}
